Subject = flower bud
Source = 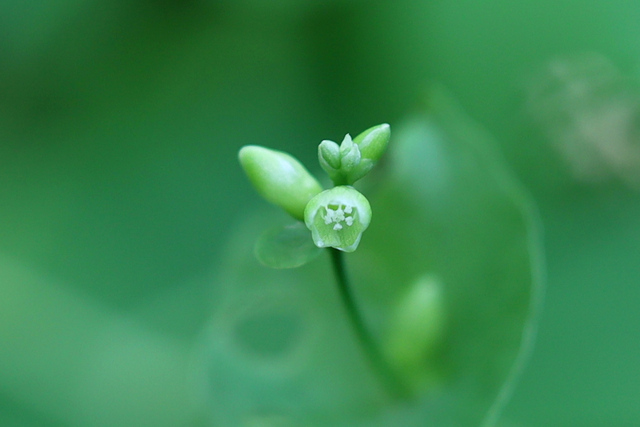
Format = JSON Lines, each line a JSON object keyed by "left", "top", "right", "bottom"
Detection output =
{"left": 384, "top": 275, "right": 445, "bottom": 389}
{"left": 304, "top": 186, "right": 371, "bottom": 252}
{"left": 340, "top": 123, "right": 390, "bottom": 184}
{"left": 239, "top": 145, "right": 323, "bottom": 221}
{"left": 318, "top": 140, "right": 341, "bottom": 170}
{"left": 353, "top": 123, "right": 390, "bottom": 163}
{"left": 339, "top": 134, "right": 362, "bottom": 172}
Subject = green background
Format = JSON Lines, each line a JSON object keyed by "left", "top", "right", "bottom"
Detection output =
{"left": 1, "top": 1, "right": 638, "bottom": 426}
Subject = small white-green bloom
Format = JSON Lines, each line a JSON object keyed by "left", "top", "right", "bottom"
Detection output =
{"left": 304, "top": 186, "right": 371, "bottom": 252}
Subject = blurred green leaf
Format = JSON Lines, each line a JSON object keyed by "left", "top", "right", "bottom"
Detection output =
{"left": 199, "top": 216, "right": 389, "bottom": 427}
{"left": 254, "top": 222, "right": 322, "bottom": 269}
{"left": 350, "top": 87, "right": 543, "bottom": 425}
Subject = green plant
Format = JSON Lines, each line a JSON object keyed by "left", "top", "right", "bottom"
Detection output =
{"left": 209, "top": 89, "right": 541, "bottom": 426}
{"left": 240, "top": 123, "right": 418, "bottom": 400}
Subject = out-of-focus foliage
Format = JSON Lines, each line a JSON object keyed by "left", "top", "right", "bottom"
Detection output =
{"left": 254, "top": 222, "right": 322, "bottom": 269}
{"left": 1, "top": 0, "right": 639, "bottom": 426}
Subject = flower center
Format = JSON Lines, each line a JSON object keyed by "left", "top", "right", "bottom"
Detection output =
{"left": 322, "top": 204, "right": 355, "bottom": 231}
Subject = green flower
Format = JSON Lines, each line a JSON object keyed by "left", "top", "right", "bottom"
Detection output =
{"left": 304, "top": 186, "right": 372, "bottom": 252}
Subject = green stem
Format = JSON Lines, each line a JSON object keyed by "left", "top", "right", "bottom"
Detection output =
{"left": 329, "top": 248, "right": 408, "bottom": 400}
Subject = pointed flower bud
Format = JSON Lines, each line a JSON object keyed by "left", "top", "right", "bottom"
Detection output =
{"left": 346, "top": 123, "right": 390, "bottom": 183}
{"left": 339, "top": 134, "right": 361, "bottom": 172}
{"left": 384, "top": 275, "right": 446, "bottom": 389}
{"left": 353, "top": 123, "right": 390, "bottom": 163}
{"left": 304, "top": 186, "right": 371, "bottom": 252}
{"left": 318, "top": 139, "right": 341, "bottom": 175}
{"left": 239, "top": 145, "right": 323, "bottom": 221}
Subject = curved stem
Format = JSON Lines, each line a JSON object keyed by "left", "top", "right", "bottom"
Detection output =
{"left": 329, "top": 248, "right": 408, "bottom": 400}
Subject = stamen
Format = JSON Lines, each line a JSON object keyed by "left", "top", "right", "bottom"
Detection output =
{"left": 323, "top": 203, "right": 356, "bottom": 231}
